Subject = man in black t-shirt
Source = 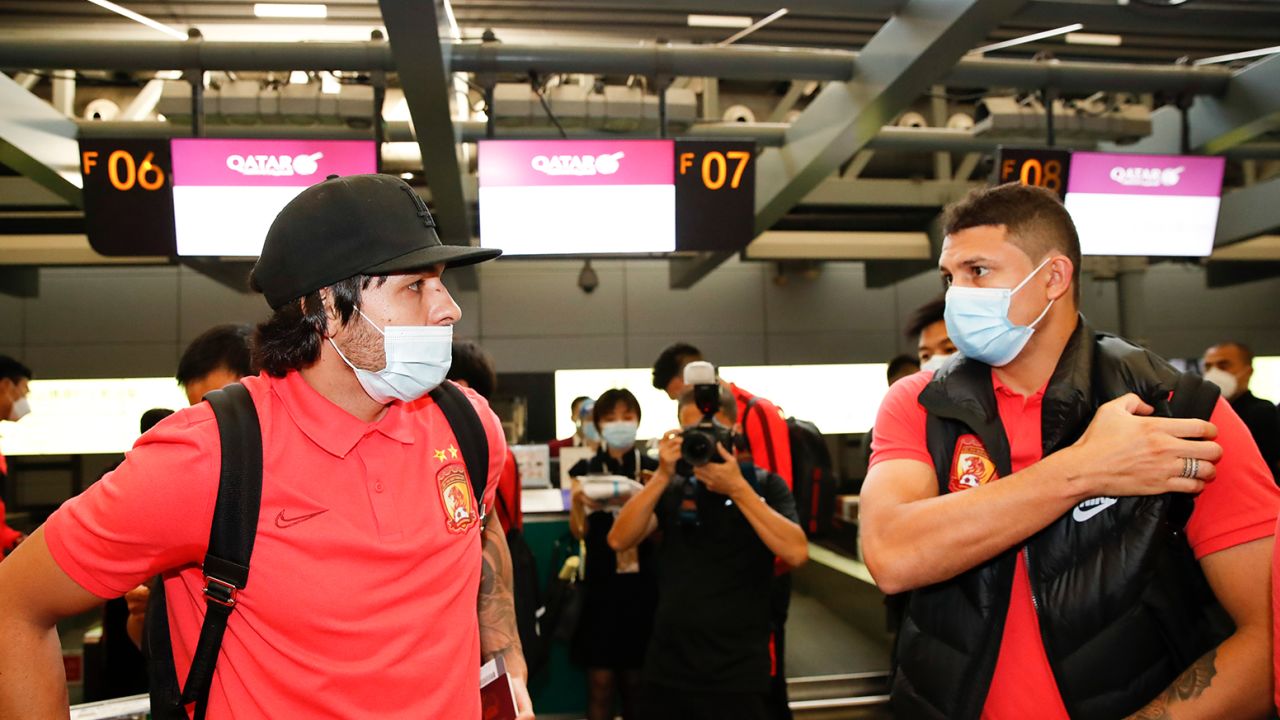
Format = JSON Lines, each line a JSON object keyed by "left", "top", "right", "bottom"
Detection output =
{"left": 609, "top": 384, "right": 807, "bottom": 720}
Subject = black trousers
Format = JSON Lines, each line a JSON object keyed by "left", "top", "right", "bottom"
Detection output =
{"left": 642, "top": 683, "right": 771, "bottom": 720}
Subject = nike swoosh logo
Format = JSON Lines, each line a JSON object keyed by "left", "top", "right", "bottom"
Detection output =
{"left": 275, "top": 508, "right": 329, "bottom": 528}
{"left": 1072, "top": 497, "right": 1118, "bottom": 523}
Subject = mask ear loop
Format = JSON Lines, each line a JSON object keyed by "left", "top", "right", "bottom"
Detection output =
{"left": 1014, "top": 256, "right": 1058, "bottom": 330}
{"left": 1011, "top": 256, "right": 1056, "bottom": 295}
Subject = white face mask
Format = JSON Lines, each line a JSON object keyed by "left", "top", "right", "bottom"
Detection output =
{"left": 920, "top": 353, "right": 955, "bottom": 374}
{"left": 329, "top": 310, "right": 453, "bottom": 404}
{"left": 1201, "top": 367, "right": 1238, "bottom": 400}
{"left": 7, "top": 396, "right": 30, "bottom": 422}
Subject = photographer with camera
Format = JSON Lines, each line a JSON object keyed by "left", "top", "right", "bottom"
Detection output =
{"left": 609, "top": 363, "right": 807, "bottom": 720}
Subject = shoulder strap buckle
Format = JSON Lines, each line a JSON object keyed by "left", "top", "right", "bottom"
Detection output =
{"left": 203, "top": 576, "right": 239, "bottom": 609}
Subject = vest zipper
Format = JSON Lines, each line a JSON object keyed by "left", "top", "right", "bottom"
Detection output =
{"left": 1024, "top": 544, "right": 1066, "bottom": 709}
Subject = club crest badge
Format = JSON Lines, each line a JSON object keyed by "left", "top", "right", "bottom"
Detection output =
{"left": 437, "top": 463, "right": 477, "bottom": 534}
{"left": 950, "top": 434, "right": 998, "bottom": 493}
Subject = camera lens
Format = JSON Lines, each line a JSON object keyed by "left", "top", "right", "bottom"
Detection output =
{"left": 680, "top": 429, "right": 716, "bottom": 467}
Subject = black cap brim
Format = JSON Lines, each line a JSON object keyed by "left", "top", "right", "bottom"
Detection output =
{"left": 363, "top": 244, "right": 503, "bottom": 275}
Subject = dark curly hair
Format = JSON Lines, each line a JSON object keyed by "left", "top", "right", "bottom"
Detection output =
{"left": 651, "top": 342, "right": 702, "bottom": 391}
{"left": 448, "top": 340, "right": 498, "bottom": 400}
{"left": 252, "top": 275, "right": 386, "bottom": 378}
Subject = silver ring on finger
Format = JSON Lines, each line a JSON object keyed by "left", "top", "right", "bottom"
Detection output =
{"left": 1180, "top": 457, "right": 1194, "bottom": 479}
{"left": 1189, "top": 457, "right": 1200, "bottom": 480}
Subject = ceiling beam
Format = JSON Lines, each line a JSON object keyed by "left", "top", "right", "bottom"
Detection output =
{"left": 1215, "top": 174, "right": 1280, "bottom": 248}
{"left": 0, "top": 72, "right": 81, "bottom": 207}
{"left": 671, "top": 0, "right": 1024, "bottom": 289}
{"left": 377, "top": 0, "right": 475, "bottom": 291}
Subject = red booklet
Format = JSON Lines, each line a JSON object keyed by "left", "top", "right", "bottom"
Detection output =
{"left": 480, "top": 656, "right": 518, "bottom": 720}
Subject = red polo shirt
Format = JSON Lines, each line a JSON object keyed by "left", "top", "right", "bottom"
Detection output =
{"left": 45, "top": 371, "right": 504, "bottom": 719}
{"left": 872, "top": 370, "right": 1280, "bottom": 719}
{"left": 729, "top": 383, "right": 793, "bottom": 489}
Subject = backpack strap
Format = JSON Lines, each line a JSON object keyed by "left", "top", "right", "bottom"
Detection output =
{"left": 179, "top": 383, "right": 263, "bottom": 720}
{"left": 1163, "top": 373, "right": 1221, "bottom": 531}
{"left": 429, "top": 381, "right": 491, "bottom": 524}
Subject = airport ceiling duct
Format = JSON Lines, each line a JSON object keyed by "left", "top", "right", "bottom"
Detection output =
{"left": 0, "top": 39, "right": 1235, "bottom": 95}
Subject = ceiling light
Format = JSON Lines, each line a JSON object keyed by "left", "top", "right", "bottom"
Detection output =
{"left": 688, "top": 14, "right": 753, "bottom": 29}
{"left": 717, "top": 8, "right": 788, "bottom": 47}
{"left": 1065, "top": 32, "right": 1122, "bottom": 47}
{"left": 85, "top": 0, "right": 187, "bottom": 40}
{"left": 289, "top": 70, "right": 309, "bottom": 84}
{"left": 971, "top": 23, "right": 1084, "bottom": 55}
{"left": 253, "top": 3, "right": 327, "bottom": 19}
{"left": 1193, "top": 45, "right": 1280, "bottom": 66}
{"left": 400, "top": 172, "right": 414, "bottom": 180}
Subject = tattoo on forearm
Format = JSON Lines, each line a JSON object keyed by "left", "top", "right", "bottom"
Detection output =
{"left": 478, "top": 518, "right": 525, "bottom": 675}
{"left": 1126, "top": 648, "right": 1218, "bottom": 720}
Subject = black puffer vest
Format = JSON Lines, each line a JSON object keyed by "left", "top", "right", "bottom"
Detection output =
{"left": 891, "top": 318, "right": 1231, "bottom": 720}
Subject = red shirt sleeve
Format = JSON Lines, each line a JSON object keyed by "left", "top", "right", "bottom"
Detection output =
{"left": 1185, "top": 397, "right": 1280, "bottom": 560}
{"left": 43, "top": 405, "right": 220, "bottom": 599}
{"left": 869, "top": 372, "right": 934, "bottom": 470}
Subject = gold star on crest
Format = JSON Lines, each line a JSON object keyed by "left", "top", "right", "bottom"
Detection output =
{"left": 448, "top": 445, "right": 459, "bottom": 459}
{"left": 434, "top": 449, "right": 448, "bottom": 462}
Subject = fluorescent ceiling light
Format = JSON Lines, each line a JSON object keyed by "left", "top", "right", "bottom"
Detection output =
{"left": 253, "top": 3, "right": 327, "bottom": 19}
{"left": 321, "top": 71, "right": 341, "bottom": 94}
{"left": 971, "top": 23, "right": 1084, "bottom": 55}
{"left": 85, "top": 0, "right": 187, "bottom": 40}
{"left": 688, "top": 14, "right": 753, "bottom": 29}
{"left": 1065, "top": 32, "right": 1122, "bottom": 47}
{"left": 1193, "top": 45, "right": 1280, "bottom": 66}
{"left": 288, "top": 70, "right": 309, "bottom": 84}
{"left": 717, "top": 8, "right": 789, "bottom": 47}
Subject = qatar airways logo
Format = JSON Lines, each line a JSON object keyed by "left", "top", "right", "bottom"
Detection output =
{"left": 226, "top": 152, "right": 324, "bottom": 177}
{"left": 1109, "top": 165, "right": 1185, "bottom": 188}
{"left": 531, "top": 152, "right": 625, "bottom": 177}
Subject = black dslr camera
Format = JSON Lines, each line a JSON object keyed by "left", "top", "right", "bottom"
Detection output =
{"left": 679, "top": 361, "right": 734, "bottom": 468}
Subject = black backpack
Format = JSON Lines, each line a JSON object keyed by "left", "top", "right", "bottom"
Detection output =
{"left": 746, "top": 399, "right": 836, "bottom": 537}
{"left": 146, "top": 381, "right": 490, "bottom": 720}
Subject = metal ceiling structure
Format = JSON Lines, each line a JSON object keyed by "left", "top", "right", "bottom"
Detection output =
{"left": 1, "top": 0, "right": 1280, "bottom": 289}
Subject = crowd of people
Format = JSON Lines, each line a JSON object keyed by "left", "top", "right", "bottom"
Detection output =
{"left": 0, "top": 176, "right": 1277, "bottom": 720}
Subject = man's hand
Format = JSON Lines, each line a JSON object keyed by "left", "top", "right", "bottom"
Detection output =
{"left": 510, "top": 673, "right": 535, "bottom": 720}
{"left": 655, "top": 430, "right": 682, "bottom": 478}
{"left": 692, "top": 444, "right": 751, "bottom": 500}
{"left": 1067, "top": 393, "right": 1222, "bottom": 499}
{"left": 125, "top": 583, "right": 150, "bottom": 649}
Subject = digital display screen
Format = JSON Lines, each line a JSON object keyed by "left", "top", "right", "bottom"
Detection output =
{"left": 1064, "top": 152, "right": 1225, "bottom": 257}
{"left": 478, "top": 139, "right": 677, "bottom": 256}
{"left": 170, "top": 138, "right": 377, "bottom": 257}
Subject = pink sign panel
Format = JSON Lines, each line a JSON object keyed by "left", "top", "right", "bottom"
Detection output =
{"left": 170, "top": 138, "right": 376, "bottom": 187}
{"left": 478, "top": 140, "right": 674, "bottom": 188}
{"left": 1066, "top": 151, "right": 1224, "bottom": 198}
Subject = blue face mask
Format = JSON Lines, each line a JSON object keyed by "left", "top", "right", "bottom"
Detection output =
{"left": 600, "top": 420, "right": 638, "bottom": 450}
{"left": 581, "top": 421, "right": 600, "bottom": 444}
{"left": 944, "top": 257, "right": 1055, "bottom": 368}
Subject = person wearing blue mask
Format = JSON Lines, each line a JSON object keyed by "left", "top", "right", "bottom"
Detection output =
{"left": 567, "top": 388, "right": 658, "bottom": 720}
{"left": 860, "top": 183, "right": 1279, "bottom": 720}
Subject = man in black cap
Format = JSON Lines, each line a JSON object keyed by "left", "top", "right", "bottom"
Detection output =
{"left": 0, "top": 175, "right": 533, "bottom": 719}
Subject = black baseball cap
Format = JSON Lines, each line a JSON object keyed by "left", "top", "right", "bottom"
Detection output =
{"left": 250, "top": 174, "right": 501, "bottom": 309}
